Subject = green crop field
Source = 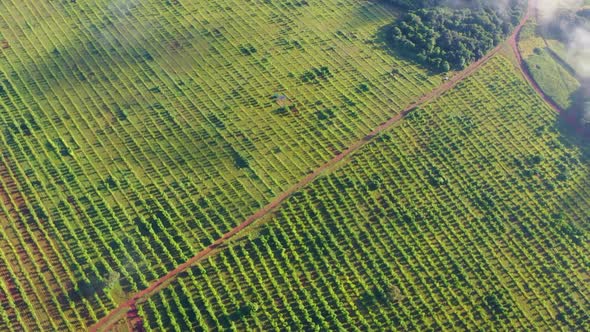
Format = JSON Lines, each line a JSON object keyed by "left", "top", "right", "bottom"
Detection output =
{"left": 1, "top": 0, "right": 589, "bottom": 331}
{"left": 0, "top": 0, "right": 443, "bottom": 330}
{"left": 137, "top": 56, "right": 590, "bottom": 331}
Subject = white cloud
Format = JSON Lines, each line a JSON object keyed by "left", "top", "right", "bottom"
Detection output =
{"left": 566, "top": 27, "right": 590, "bottom": 77}
{"left": 534, "top": 0, "right": 590, "bottom": 78}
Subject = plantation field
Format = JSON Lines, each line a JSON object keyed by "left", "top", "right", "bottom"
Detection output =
{"left": 138, "top": 56, "right": 590, "bottom": 331}
{"left": 0, "top": 0, "right": 440, "bottom": 329}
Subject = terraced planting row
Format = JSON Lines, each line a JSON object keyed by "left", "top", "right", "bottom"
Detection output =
{"left": 0, "top": 0, "right": 439, "bottom": 329}
{"left": 138, "top": 56, "right": 590, "bottom": 331}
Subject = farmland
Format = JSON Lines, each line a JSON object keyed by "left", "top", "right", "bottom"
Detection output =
{"left": 0, "top": 0, "right": 589, "bottom": 331}
{"left": 137, "top": 56, "right": 590, "bottom": 331}
{"left": 0, "top": 0, "right": 441, "bottom": 329}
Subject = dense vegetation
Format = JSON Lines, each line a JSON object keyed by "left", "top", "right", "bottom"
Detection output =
{"left": 138, "top": 56, "right": 590, "bottom": 331}
{"left": 385, "top": 0, "right": 501, "bottom": 10}
{"left": 388, "top": 0, "right": 524, "bottom": 71}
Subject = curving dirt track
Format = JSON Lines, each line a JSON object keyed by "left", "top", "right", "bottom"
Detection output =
{"left": 89, "top": 3, "right": 535, "bottom": 331}
{"left": 509, "top": 0, "right": 563, "bottom": 114}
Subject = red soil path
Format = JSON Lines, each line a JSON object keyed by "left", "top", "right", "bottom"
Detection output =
{"left": 511, "top": 0, "right": 590, "bottom": 137}
{"left": 89, "top": 3, "right": 536, "bottom": 331}
{"left": 509, "top": 0, "right": 562, "bottom": 115}
{"left": 125, "top": 304, "right": 144, "bottom": 332}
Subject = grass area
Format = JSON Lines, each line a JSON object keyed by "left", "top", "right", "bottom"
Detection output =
{"left": 518, "top": 21, "right": 580, "bottom": 110}
{"left": 517, "top": 21, "right": 546, "bottom": 58}
{"left": 545, "top": 39, "right": 568, "bottom": 59}
{"left": 0, "top": 0, "right": 440, "bottom": 329}
{"left": 524, "top": 48, "right": 580, "bottom": 109}
{"left": 138, "top": 56, "right": 590, "bottom": 331}
{"left": 534, "top": 0, "right": 589, "bottom": 78}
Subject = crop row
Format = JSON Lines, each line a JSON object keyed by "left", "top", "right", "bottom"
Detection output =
{"left": 138, "top": 56, "right": 590, "bottom": 331}
{"left": 0, "top": 0, "right": 438, "bottom": 329}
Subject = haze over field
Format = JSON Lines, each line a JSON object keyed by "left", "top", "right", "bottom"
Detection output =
{"left": 567, "top": 27, "right": 590, "bottom": 77}
{"left": 536, "top": 0, "right": 590, "bottom": 77}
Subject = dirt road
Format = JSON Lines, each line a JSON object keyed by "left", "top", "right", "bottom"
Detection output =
{"left": 89, "top": 3, "right": 535, "bottom": 331}
{"left": 509, "top": 0, "right": 562, "bottom": 114}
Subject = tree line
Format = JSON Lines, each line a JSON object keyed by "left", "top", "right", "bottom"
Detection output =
{"left": 386, "top": 0, "right": 525, "bottom": 71}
